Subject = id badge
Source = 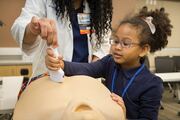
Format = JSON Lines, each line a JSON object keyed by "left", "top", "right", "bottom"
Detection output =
{"left": 77, "top": 13, "right": 92, "bottom": 34}
{"left": 77, "top": 13, "right": 90, "bottom": 25}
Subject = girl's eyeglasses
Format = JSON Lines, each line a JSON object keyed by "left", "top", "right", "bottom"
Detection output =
{"left": 109, "top": 37, "right": 140, "bottom": 48}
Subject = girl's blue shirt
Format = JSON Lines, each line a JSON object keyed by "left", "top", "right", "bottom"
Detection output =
{"left": 64, "top": 54, "right": 163, "bottom": 120}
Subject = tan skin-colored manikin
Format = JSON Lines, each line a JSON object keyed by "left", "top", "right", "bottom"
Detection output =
{"left": 13, "top": 75, "right": 125, "bottom": 120}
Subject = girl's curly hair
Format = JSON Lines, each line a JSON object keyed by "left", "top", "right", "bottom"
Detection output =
{"left": 52, "top": 0, "right": 113, "bottom": 47}
{"left": 120, "top": 6, "right": 173, "bottom": 53}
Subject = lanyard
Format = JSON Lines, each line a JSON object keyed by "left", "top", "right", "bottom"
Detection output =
{"left": 111, "top": 63, "right": 145, "bottom": 98}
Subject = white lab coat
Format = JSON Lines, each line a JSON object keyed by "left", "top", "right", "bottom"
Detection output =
{"left": 11, "top": 0, "right": 110, "bottom": 77}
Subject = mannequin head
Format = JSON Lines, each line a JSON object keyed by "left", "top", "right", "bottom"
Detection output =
{"left": 13, "top": 75, "right": 125, "bottom": 120}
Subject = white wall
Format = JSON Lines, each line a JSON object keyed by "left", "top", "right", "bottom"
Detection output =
{"left": 112, "top": 0, "right": 136, "bottom": 30}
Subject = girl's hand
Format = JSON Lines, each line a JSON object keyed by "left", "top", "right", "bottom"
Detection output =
{"left": 28, "top": 16, "right": 58, "bottom": 47}
{"left": 110, "top": 93, "right": 126, "bottom": 116}
{"left": 45, "top": 48, "right": 64, "bottom": 71}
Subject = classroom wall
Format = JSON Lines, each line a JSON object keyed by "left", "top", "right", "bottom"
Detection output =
{"left": 0, "top": 0, "right": 25, "bottom": 47}
{"left": 112, "top": 0, "right": 136, "bottom": 30}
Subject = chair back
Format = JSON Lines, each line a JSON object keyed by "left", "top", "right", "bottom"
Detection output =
{"left": 155, "top": 56, "right": 176, "bottom": 73}
{"left": 172, "top": 56, "right": 180, "bottom": 72}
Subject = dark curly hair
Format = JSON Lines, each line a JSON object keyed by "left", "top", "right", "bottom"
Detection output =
{"left": 52, "top": 0, "right": 113, "bottom": 48}
{"left": 120, "top": 6, "right": 173, "bottom": 53}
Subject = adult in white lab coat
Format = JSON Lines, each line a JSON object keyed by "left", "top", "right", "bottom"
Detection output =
{"left": 11, "top": 0, "right": 112, "bottom": 77}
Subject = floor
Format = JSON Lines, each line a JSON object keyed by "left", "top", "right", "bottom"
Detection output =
{"left": 158, "top": 84, "right": 180, "bottom": 120}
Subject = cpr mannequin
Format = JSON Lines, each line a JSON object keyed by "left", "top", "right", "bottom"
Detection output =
{"left": 13, "top": 75, "right": 125, "bottom": 120}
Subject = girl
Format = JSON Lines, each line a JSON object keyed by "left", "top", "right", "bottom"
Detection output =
{"left": 46, "top": 7, "right": 172, "bottom": 119}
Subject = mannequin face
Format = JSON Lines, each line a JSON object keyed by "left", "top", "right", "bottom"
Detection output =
{"left": 13, "top": 76, "right": 125, "bottom": 120}
{"left": 13, "top": 76, "right": 124, "bottom": 120}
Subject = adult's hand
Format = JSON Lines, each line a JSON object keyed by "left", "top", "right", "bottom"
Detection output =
{"left": 27, "top": 16, "right": 58, "bottom": 47}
